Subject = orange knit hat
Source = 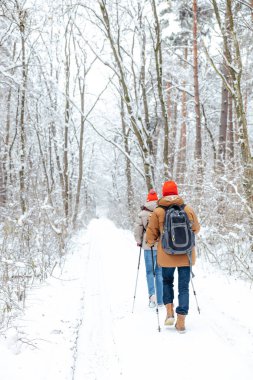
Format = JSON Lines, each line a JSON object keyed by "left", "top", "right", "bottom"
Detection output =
{"left": 146, "top": 189, "right": 158, "bottom": 202}
{"left": 162, "top": 181, "right": 178, "bottom": 196}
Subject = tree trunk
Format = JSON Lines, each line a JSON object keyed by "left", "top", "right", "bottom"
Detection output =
{"left": 2, "top": 87, "right": 12, "bottom": 206}
{"left": 121, "top": 97, "right": 134, "bottom": 220}
{"left": 151, "top": 0, "right": 170, "bottom": 178}
{"left": 176, "top": 47, "right": 188, "bottom": 185}
{"left": 35, "top": 102, "right": 53, "bottom": 206}
{"left": 193, "top": 0, "right": 203, "bottom": 186}
{"left": 63, "top": 23, "right": 71, "bottom": 222}
{"left": 226, "top": 0, "right": 253, "bottom": 206}
{"left": 226, "top": 90, "right": 234, "bottom": 162}
{"left": 0, "top": 164, "right": 5, "bottom": 207}
{"left": 217, "top": 57, "right": 229, "bottom": 175}
{"left": 166, "top": 82, "right": 176, "bottom": 177}
{"left": 140, "top": 27, "right": 155, "bottom": 181}
{"left": 19, "top": 11, "right": 27, "bottom": 214}
{"left": 73, "top": 83, "right": 85, "bottom": 226}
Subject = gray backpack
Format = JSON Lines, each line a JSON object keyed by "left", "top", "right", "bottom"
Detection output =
{"left": 160, "top": 204, "right": 195, "bottom": 255}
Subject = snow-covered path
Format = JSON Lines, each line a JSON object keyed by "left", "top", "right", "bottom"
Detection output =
{"left": 74, "top": 218, "right": 253, "bottom": 380}
{"left": 1, "top": 218, "right": 253, "bottom": 380}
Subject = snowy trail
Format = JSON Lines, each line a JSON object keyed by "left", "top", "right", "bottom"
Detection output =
{"left": 0, "top": 218, "right": 253, "bottom": 380}
{"left": 74, "top": 218, "right": 253, "bottom": 380}
{"left": 73, "top": 222, "right": 123, "bottom": 379}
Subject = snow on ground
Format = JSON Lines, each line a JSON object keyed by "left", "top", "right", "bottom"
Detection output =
{"left": 0, "top": 217, "right": 253, "bottom": 380}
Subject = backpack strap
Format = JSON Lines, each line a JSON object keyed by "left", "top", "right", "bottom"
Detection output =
{"left": 141, "top": 205, "right": 153, "bottom": 212}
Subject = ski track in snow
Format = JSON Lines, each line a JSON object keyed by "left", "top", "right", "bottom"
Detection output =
{"left": 0, "top": 217, "right": 253, "bottom": 380}
{"left": 73, "top": 224, "right": 123, "bottom": 380}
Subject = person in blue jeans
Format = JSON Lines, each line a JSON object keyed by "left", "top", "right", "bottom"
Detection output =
{"left": 134, "top": 189, "right": 163, "bottom": 307}
{"left": 146, "top": 181, "right": 200, "bottom": 332}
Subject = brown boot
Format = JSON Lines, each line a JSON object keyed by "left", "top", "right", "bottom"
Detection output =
{"left": 175, "top": 314, "right": 186, "bottom": 333}
{"left": 164, "top": 303, "right": 175, "bottom": 326}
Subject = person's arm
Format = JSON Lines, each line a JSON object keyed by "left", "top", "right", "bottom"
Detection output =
{"left": 146, "top": 210, "right": 160, "bottom": 246}
{"left": 186, "top": 205, "right": 200, "bottom": 234}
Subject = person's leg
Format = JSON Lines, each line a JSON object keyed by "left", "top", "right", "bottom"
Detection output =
{"left": 176, "top": 266, "right": 191, "bottom": 315}
{"left": 175, "top": 266, "right": 191, "bottom": 332}
{"left": 162, "top": 267, "right": 175, "bottom": 325}
{"left": 144, "top": 250, "right": 155, "bottom": 298}
{"left": 162, "top": 267, "right": 175, "bottom": 305}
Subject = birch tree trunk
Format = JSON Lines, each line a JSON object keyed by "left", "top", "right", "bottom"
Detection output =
{"left": 121, "top": 97, "right": 134, "bottom": 219}
{"left": 2, "top": 33, "right": 16, "bottom": 205}
{"left": 72, "top": 47, "right": 86, "bottom": 226}
{"left": 63, "top": 21, "right": 71, "bottom": 222}
{"left": 2, "top": 87, "right": 12, "bottom": 206}
{"left": 19, "top": 9, "right": 27, "bottom": 214}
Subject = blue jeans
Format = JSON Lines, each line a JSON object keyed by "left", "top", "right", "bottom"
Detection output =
{"left": 162, "top": 266, "right": 191, "bottom": 315}
{"left": 144, "top": 250, "right": 163, "bottom": 305}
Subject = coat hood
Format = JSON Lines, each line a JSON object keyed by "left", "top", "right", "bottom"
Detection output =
{"left": 143, "top": 200, "right": 157, "bottom": 211}
{"left": 157, "top": 195, "right": 184, "bottom": 207}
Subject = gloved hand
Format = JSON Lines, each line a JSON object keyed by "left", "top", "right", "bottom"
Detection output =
{"left": 137, "top": 243, "right": 142, "bottom": 247}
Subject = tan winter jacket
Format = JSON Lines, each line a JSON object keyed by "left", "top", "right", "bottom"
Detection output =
{"left": 146, "top": 195, "right": 200, "bottom": 267}
{"left": 134, "top": 200, "right": 158, "bottom": 250}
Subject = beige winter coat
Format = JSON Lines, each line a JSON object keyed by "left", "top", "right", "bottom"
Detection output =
{"left": 134, "top": 200, "right": 158, "bottom": 250}
{"left": 146, "top": 195, "right": 200, "bottom": 267}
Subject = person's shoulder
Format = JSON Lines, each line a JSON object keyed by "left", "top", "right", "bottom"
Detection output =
{"left": 184, "top": 204, "right": 197, "bottom": 215}
{"left": 153, "top": 205, "right": 164, "bottom": 216}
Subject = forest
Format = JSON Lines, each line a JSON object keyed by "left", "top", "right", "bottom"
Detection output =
{"left": 0, "top": 0, "right": 252, "bottom": 328}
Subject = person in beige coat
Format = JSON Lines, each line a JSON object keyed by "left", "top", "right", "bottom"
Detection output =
{"left": 134, "top": 189, "right": 163, "bottom": 308}
{"left": 146, "top": 181, "right": 200, "bottom": 332}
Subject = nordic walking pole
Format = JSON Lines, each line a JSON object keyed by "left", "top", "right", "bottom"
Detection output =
{"left": 132, "top": 246, "right": 142, "bottom": 313}
{"left": 187, "top": 252, "right": 200, "bottom": 314}
{"left": 151, "top": 247, "right": 161, "bottom": 332}
{"left": 190, "top": 276, "right": 200, "bottom": 314}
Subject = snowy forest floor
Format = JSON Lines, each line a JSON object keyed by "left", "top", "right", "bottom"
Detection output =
{"left": 0, "top": 218, "right": 253, "bottom": 380}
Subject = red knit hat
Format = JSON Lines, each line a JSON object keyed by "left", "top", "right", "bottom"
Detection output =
{"left": 146, "top": 189, "right": 158, "bottom": 202}
{"left": 162, "top": 181, "right": 178, "bottom": 196}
